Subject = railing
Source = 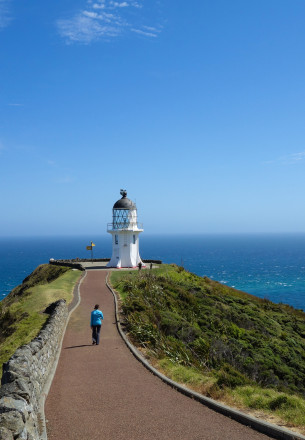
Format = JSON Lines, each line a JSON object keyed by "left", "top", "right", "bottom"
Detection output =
{"left": 107, "top": 222, "right": 143, "bottom": 231}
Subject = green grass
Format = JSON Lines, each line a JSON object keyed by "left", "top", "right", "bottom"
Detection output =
{"left": 110, "top": 264, "right": 305, "bottom": 433}
{"left": 231, "top": 386, "right": 305, "bottom": 428}
{"left": 0, "top": 265, "right": 81, "bottom": 378}
{"left": 157, "top": 358, "right": 216, "bottom": 391}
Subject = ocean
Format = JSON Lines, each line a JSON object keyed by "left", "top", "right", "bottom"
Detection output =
{"left": 0, "top": 234, "right": 305, "bottom": 311}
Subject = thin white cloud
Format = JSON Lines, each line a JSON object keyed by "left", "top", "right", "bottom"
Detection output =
{"left": 92, "top": 3, "right": 106, "bottom": 10}
{"left": 263, "top": 151, "right": 305, "bottom": 166}
{"left": 132, "top": 24, "right": 161, "bottom": 37}
{"left": 280, "top": 151, "right": 305, "bottom": 165}
{"left": 57, "top": 13, "right": 121, "bottom": 43}
{"left": 142, "top": 25, "right": 159, "bottom": 32}
{"left": 131, "top": 28, "right": 157, "bottom": 38}
{"left": 0, "top": 0, "right": 11, "bottom": 29}
{"left": 56, "top": 0, "right": 161, "bottom": 44}
{"left": 8, "top": 103, "right": 24, "bottom": 107}
{"left": 83, "top": 11, "right": 99, "bottom": 18}
{"left": 109, "top": 1, "right": 129, "bottom": 7}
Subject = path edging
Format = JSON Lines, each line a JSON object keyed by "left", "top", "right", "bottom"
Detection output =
{"left": 39, "top": 271, "right": 87, "bottom": 440}
{"left": 106, "top": 273, "right": 305, "bottom": 440}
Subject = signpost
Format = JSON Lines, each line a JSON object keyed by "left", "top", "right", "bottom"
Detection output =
{"left": 86, "top": 241, "right": 95, "bottom": 262}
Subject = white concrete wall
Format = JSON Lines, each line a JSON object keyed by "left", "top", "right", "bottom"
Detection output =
{"left": 107, "top": 230, "right": 143, "bottom": 268}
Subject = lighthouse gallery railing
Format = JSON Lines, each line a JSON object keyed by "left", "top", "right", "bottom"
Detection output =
{"left": 107, "top": 222, "right": 143, "bottom": 231}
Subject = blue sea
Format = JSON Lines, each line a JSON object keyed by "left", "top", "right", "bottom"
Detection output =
{"left": 0, "top": 234, "right": 305, "bottom": 311}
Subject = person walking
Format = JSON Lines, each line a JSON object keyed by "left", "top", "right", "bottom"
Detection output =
{"left": 90, "top": 304, "right": 104, "bottom": 345}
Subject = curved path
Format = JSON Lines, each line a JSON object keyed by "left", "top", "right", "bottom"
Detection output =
{"left": 45, "top": 270, "right": 273, "bottom": 440}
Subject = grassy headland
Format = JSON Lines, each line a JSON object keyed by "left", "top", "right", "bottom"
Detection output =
{"left": 110, "top": 264, "right": 305, "bottom": 433}
{"left": 0, "top": 264, "right": 81, "bottom": 377}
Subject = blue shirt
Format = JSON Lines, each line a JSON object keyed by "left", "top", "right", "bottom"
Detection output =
{"left": 90, "top": 309, "right": 104, "bottom": 326}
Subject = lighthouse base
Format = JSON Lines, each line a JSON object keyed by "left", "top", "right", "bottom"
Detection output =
{"left": 106, "top": 230, "right": 143, "bottom": 268}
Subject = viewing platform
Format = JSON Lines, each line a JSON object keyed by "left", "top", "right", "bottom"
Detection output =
{"left": 49, "top": 258, "right": 162, "bottom": 270}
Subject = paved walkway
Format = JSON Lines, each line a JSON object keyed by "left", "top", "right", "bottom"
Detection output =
{"left": 45, "top": 270, "right": 273, "bottom": 440}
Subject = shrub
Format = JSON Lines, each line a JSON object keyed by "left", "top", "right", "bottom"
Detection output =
{"left": 217, "top": 363, "right": 250, "bottom": 388}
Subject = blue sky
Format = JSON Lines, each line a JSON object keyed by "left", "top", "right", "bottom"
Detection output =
{"left": 1, "top": 0, "right": 305, "bottom": 236}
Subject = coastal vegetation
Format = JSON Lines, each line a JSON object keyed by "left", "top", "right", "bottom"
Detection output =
{"left": 110, "top": 264, "right": 305, "bottom": 433}
{"left": 0, "top": 264, "right": 81, "bottom": 378}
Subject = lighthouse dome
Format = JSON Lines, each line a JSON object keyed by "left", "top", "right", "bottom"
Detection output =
{"left": 113, "top": 190, "right": 136, "bottom": 210}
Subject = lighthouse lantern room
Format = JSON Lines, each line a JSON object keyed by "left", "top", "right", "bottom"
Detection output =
{"left": 107, "top": 190, "right": 144, "bottom": 268}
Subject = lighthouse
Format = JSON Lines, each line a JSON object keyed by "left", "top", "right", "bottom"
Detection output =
{"left": 107, "top": 190, "right": 144, "bottom": 268}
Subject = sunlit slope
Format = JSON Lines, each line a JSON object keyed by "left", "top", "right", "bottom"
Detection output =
{"left": 111, "top": 265, "right": 305, "bottom": 432}
{"left": 0, "top": 264, "right": 81, "bottom": 376}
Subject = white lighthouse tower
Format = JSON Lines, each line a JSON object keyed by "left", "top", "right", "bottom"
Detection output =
{"left": 107, "top": 190, "right": 144, "bottom": 268}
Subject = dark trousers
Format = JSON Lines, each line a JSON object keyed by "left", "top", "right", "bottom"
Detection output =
{"left": 92, "top": 325, "right": 101, "bottom": 345}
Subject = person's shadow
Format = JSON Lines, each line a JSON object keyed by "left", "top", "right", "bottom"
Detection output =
{"left": 64, "top": 344, "right": 92, "bottom": 349}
